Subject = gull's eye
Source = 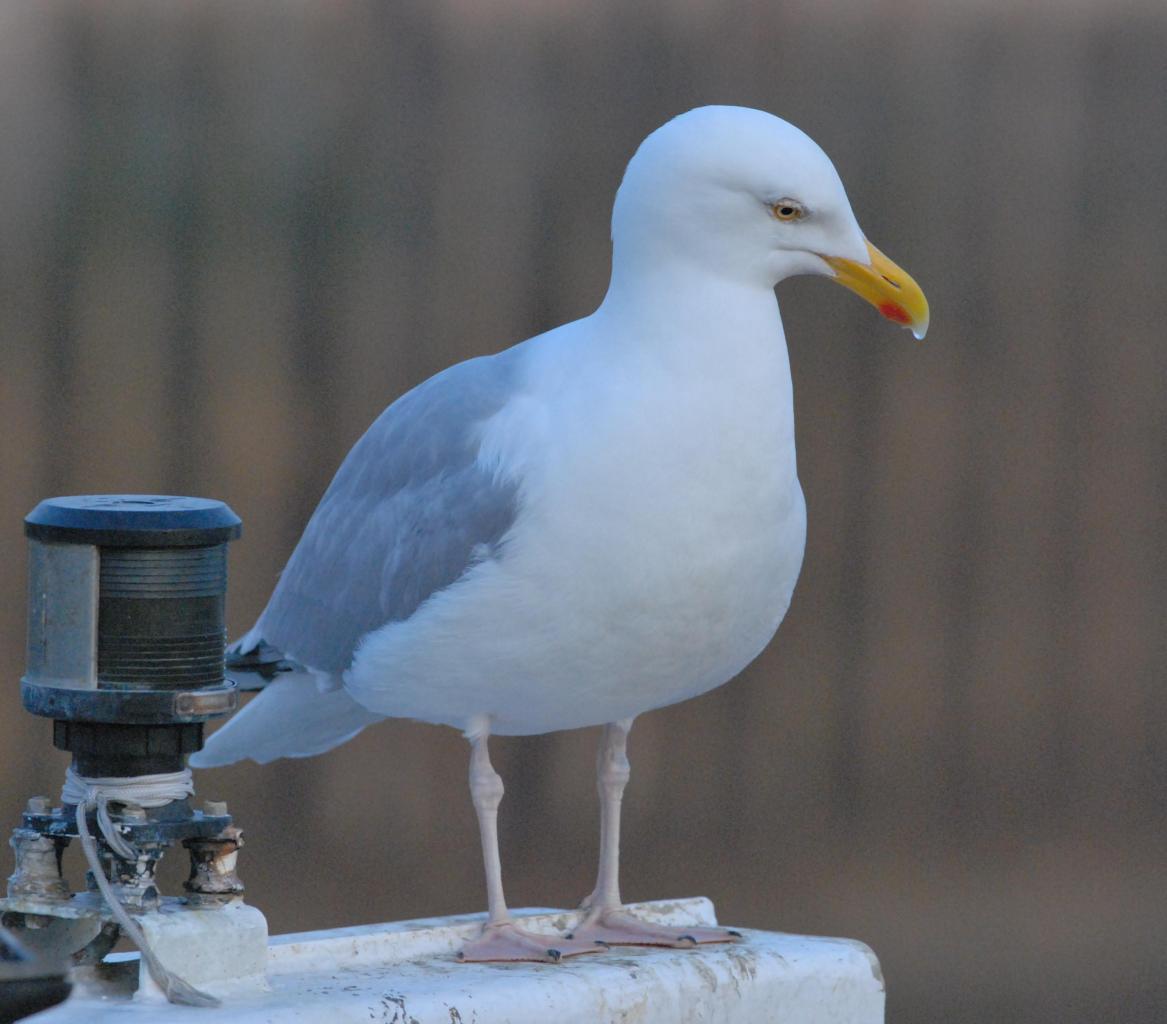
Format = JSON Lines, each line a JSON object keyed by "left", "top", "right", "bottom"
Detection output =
{"left": 771, "top": 199, "right": 806, "bottom": 222}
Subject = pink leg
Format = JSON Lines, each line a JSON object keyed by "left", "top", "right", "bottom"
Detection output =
{"left": 568, "top": 719, "right": 742, "bottom": 948}
{"left": 457, "top": 716, "right": 604, "bottom": 964}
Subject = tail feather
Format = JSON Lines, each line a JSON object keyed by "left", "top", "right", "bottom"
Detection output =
{"left": 190, "top": 672, "right": 383, "bottom": 768}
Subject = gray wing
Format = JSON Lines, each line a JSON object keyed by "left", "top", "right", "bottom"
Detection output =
{"left": 253, "top": 349, "right": 523, "bottom": 673}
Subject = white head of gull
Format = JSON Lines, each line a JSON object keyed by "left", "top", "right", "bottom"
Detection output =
{"left": 192, "top": 105, "right": 929, "bottom": 961}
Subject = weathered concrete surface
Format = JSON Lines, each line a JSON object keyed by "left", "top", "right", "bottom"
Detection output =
{"left": 136, "top": 900, "right": 269, "bottom": 996}
{"left": 32, "top": 897, "right": 885, "bottom": 1023}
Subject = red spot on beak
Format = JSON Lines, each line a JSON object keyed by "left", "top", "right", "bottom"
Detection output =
{"left": 878, "top": 302, "right": 911, "bottom": 325}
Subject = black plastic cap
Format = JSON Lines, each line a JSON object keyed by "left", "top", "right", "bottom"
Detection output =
{"left": 25, "top": 495, "right": 242, "bottom": 548}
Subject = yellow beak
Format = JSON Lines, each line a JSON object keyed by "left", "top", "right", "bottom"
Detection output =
{"left": 822, "top": 240, "right": 930, "bottom": 340}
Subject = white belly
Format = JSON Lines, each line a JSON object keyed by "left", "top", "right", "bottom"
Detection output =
{"left": 348, "top": 341, "right": 807, "bottom": 735}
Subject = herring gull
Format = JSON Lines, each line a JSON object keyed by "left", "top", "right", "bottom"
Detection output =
{"left": 192, "top": 105, "right": 929, "bottom": 962}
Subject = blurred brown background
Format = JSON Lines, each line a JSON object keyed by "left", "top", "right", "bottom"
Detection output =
{"left": 1, "top": 1, "right": 1164, "bottom": 1021}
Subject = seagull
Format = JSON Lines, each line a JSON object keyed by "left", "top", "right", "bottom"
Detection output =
{"left": 192, "top": 105, "right": 928, "bottom": 962}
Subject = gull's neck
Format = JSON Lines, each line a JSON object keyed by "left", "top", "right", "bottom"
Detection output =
{"left": 595, "top": 258, "right": 786, "bottom": 373}
{"left": 576, "top": 256, "right": 798, "bottom": 491}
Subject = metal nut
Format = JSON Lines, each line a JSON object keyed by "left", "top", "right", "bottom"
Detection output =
{"left": 203, "top": 800, "right": 228, "bottom": 816}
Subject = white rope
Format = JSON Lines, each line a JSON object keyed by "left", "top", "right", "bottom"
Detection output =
{"left": 64, "top": 767, "right": 219, "bottom": 1008}
{"left": 62, "top": 767, "right": 194, "bottom": 861}
{"left": 61, "top": 766, "right": 195, "bottom": 811}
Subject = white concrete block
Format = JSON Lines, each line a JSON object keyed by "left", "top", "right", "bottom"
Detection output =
{"left": 134, "top": 900, "right": 269, "bottom": 998}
